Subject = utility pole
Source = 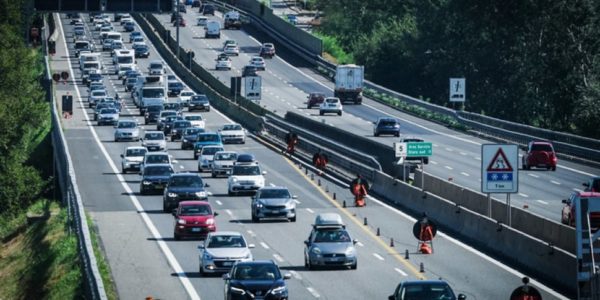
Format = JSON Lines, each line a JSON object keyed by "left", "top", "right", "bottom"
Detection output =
{"left": 176, "top": 0, "right": 180, "bottom": 57}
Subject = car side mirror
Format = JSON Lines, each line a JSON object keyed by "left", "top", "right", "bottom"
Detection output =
{"left": 562, "top": 199, "right": 569, "bottom": 204}
{"left": 292, "top": 195, "right": 298, "bottom": 199}
{"left": 248, "top": 243, "right": 255, "bottom": 248}
{"left": 138, "top": 172, "right": 142, "bottom": 175}
{"left": 304, "top": 240, "right": 309, "bottom": 246}
{"left": 213, "top": 212, "right": 219, "bottom": 216}
{"left": 204, "top": 183, "right": 210, "bottom": 187}
{"left": 262, "top": 171, "right": 267, "bottom": 175}
{"left": 171, "top": 209, "right": 177, "bottom": 216}
{"left": 120, "top": 154, "right": 124, "bottom": 158}
{"left": 283, "top": 273, "right": 292, "bottom": 280}
{"left": 222, "top": 273, "right": 230, "bottom": 280}
{"left": 388, "top": 296, "right": 395, "bottom": 300}
{"left": 457, "top": 294, "right": 466, "bottom": 300}
{"left": 197, "top": 244, "right": 205, "bottom": 249}
{"left": 353, "top": 239, "right": 358, "bottom": 245}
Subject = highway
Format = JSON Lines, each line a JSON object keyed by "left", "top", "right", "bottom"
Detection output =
{"left": 151, "top": 6, "right": 600, "bottom": 224}
{"left": 52, "top": 11, "right": 571, "bottom": 299}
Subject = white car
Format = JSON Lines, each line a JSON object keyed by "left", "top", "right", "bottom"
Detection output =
{"left": 141, "top": 131, "right": 167, "bottom": 152}
{"left": 198, "top": 145, "right": 225, "bottom": 172}
{"left": 120, "top": 16, "right": 133, "bottom": 25}
{"left": 102, "top": 38, "right": 114, "bottom": 51}
{"left": 94, "top": 19, "right": 107, "bottom": 30}
{"left": 223, "top": 44, "right": 239, "bottom": 56}
{"left": 196, "top": 16, "right": 208, "bottom": 26}
{"left": 178, "top": 90, "right": 195, "bottom": 106}
{"left": 114, "top": 120, "right": 140, "bottom": 142}
{"left": 97, "top": 108, "right": 119, "bottom": 126}
{"left": 198, "top": 231, "right": 255, "bottom": 274}
{"left": 88, "top": 89, "right": 108, "bottom": 108}
{"left": 109, "top": 40, "right": 124, "bottom": 52}
{"left": 319, "top": 97, "right": 343, "bottom": 116}
{"left": 141, "top": 151, "right": 173, "bottom": 172}
{"left": 219, "top": 123, "right": 246, "bottom": 144}
{"left": 211, "top": 151, "right": 238, "bottom": 178}
{"left": 148, "top": 60, "right": 165, "bottom": 75}
{"left": 227, "top": 164, "right": 266, "bottom": 196}
{"left": 215, "top": 57, "right": 232, "bottom": 70}
{"left": 116, "top": 64, "right": 135, "bottom": 78}
{"left": 120, "top": 146, "right": 147, "bottom": 173}
{"left": 130, "top": 35, "right": 144, "bottom": 44}
{"left": 184, "top": 115, "right": 205, "bottom": 129}
{"left": 249, "top": 56, "right": 265, "bottom": 70}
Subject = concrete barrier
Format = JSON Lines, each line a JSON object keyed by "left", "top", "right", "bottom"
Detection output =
{"left": 372, "top": 171, "right": 576, "bottom": 296}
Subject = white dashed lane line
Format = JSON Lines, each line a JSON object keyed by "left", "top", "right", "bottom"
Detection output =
{"left": 460, "top": 172, "right": 470, "bottom": 177}
{"left": 289, "top": 270, "right": 302, "bottom": 280}
{"left": 373, "top": 253, "right": 385, "bottom": 261}
{"left": 573, "top": 188, "right": 583, "bottom": 192}
{"left": 551, "top": 180, "right": 561, "bottom": 185}
{"left": 272, "top": 254, "right": 284, "bottom": 262}
{"left": 528, "top": 173, "right": 539, "bottom": 178}
{"left": 306, "top": 208, "right": 314, "bottom": 213}
{"left": 429, "top": 161, "right": 438, "bottom": 165}
{"left": 394, "top": 268, "right": 408, "bottom": 276}
{"left": 445, "top": 148, "right": 453, "bottom": 152}
{"left": 445, "top": 166, "right": 453, "bottom": 170}
{"left": 246, "top": 230, "right": 256, "bottom": 238}
{"left": 306, "top": 287, "right": 320, "bottom": 298}
{"left": 536, "top": 200, "right": 549, "bottom": 205}
{"left": 215, "top": 200, "right": 223, "bottom": 206}
{"left": 518, "top": 193, "right": 529, "bottom": 198}
{"left": 260, "top": 242, "right": 270, "bottom": 249}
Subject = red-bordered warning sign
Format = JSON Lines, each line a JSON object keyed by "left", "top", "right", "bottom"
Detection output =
{"left": 486, "top": 148, "right": 513, "bottom": 172}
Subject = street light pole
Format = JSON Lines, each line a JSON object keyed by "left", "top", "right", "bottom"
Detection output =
{"left": 176, "top": 0, "right": 180, "bottom": 58}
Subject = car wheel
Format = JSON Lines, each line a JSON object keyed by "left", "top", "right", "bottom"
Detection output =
{"left": 374, "top": 132, "right": 379, "bottom": 137}
{"left": 351, "top": 262, "right": 357, "bottom": 270}
{"left": 198, "top": 167, "right": 202, "bottom": 173}
{"left": 174, "top": 233, "right": 181, "bottom": 241}
{"left": 228, "top": 190, "right": 233, "bottom": 196}
{"left": 395, "top": 132, "right": 400, "bottom": 137}
{"left": 307, "top": 259, "right": 314, "bottom": 270}
{"left": 163, "top": 202, "right": 169, "bottom": 213}
{"left": 338, "top": 111, "right": 342, "bottom": 116}
{"left": 140, "top": 187, "right": 146, "bottom": 195}
{"left": 199, "top": 265, "right": 205, "bottom": 276}
{"left": 211, "top": 172, "right": 216, "bottom": 178}
{"left": 194, "top": 154, "right": 198, "bottom": 160}
{"left": 552, "top": 166, "right": 556, "bottom": 171}
{"left": 171, "top": 136, "right": 175, "bottom": 142}
{"left": 121, "top": 167, "right": 126, "bottom": 174}
{"left": 290, "top": 216, "right": 296, "bottom": 222}
{"left": 319, "top": 111, "right": 324, "bottom": 116}
{"left": 252, "top": 214, "right": 259, "bottom": 223}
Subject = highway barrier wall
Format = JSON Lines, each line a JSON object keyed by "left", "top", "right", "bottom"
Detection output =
{"left": 372, "top": 171, "right": 576, "bottom": 295}
{"left": 414, "top": 169, "right": 576, "bottom": 254}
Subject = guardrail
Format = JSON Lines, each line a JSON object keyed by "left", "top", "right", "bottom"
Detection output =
{"left": 45, "top": 50, "right": 108, "bottom": 300}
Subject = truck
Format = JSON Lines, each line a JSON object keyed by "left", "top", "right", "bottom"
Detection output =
{"left": 223, "top": 11, "right": 241, "bottom": 29}
{"left": 80, "top": 53, "right": 103, "bottom": 84}
{"left": 334, "top": 64, "right": 364, "bottom": 104}
{"left": 113, "top": 49, "right": 135, "bottom": 68}
{"left": 133, "top": 75, "right": 167, "bottom": 116}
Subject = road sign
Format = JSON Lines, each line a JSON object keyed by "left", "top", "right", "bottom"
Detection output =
{"left": 481, "top": 144, "right": 518, "bottom": 193}
{"left": 407, "top": 142, "right": 432, "bottom": 157}
{"left": 393, "top": 142, "right": 407, "bottom": 158}
{"left": 244, "top": 76, "right": 261, "bottom": 101}
{"left": 449, "top": 78, "right": 465, "bottom": 102}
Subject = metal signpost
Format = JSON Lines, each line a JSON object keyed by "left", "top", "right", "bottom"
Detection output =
{"left": 449, "top": 78, "right": 466, "bottom": 102}
{"left": 481, "top": 144, "right": 518, "bottom": 226}
{"left": 394, "top": 142, "right": 432, "bottom": 187}
{"left": 244, "top": 76, "right": 262, "bottom": 101}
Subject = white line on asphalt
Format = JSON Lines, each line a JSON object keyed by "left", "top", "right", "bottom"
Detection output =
{"left": 536, "top": 200, "right": 549, "bottom": 205}
{"left": 306, "top": 208, "right": 314, "bottom": 213}
{"left": 260, "top": 242, "right": 270, "bottom": 249}
{"left": 172, "top": 160, "right": 179, "bottom": 163}
{"left": 475, "top": 157, "right": 481, "bottom": 160}
{"left": 551, "top": 180, "right": 561, "bottom": 185}
{"left": 573, "top": 188, "right": 583, "bottom": 192}
{"left": 373, "top": 253, "right": 385, "bottom": 261}
{"left": 445, "top": 166, "right": 453, "bottom": 170}
{"left": 179, "top": 165, "right": 184, "bottom": 169}
{"left": 225, "top": 209, "right": 233, "bottom": 216}
{"left": 433, "top": 143, "right": 438, "bottom": 147}
{"left": 460, "top": 152, "right": 467, "bottom": 156}
{"left": 247, "top": 230, "right": 256, "bottom": 238}
{"left": 57, "top": 18, "right": 201, "bottom": 300}
{"left": 528, "top": 173, "right": 539, "bottom": 178}
{"left": 290, "top": 270, "right": 302, "bottom": 280}
{"left": 518, "top": 193, "right": 529, "bottom": 198}
{"left": 215, "top": 200, "right": 223, "bottom": 205}
{"left": 207, "top": 191, "right": 213, "bottom": 196}
{"left": 356, "top": 241, "right": 364, "bottom": 247}
{"left": 273, "top": 254, "right": 284, "bottom": 262}
{"left": 445, "top": 148, "right": 453, "bottom": 152}
{"left": 394, "top": 268, "right": 408, "bottom": 276}
{"left": 293, "top": 199, "right": 301, "bottom": 204}
{"left": 460, "top": 172, "right": 470, "bottom": 177}
{"left": 306, "top": 287, "right": 320, "bottom": 298}
{"left": 269, "top": 183, "right": 276, "bottom": 187}
{"left": 429, "top": 161, "right": 438, "bottom": 165}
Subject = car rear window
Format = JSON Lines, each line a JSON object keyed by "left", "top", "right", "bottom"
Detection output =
{"left": 379, "top": 120, "right": 397, "bottom": 126}
{"left": 531, "top": 144, "right": 553, "bottom": 152}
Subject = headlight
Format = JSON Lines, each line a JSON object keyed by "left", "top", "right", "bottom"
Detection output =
{"left": 205, "top": 218, "right": 214, "bottom": 225}
{"left": 230, "top": 287, "right": 246, "bottom": 295}
{"left": 231, "top": 177, "right": 238, "bottom": 183}
{"left": 168, "top": 192, "right": 178, "bottom": 197}
{"left": 196, "top": 191, "right": 207, "bottom": 198}
{"left": 142, "top": 180, "right": 152, "bottom": 185}
{"left": 312, "top": 247, "right": 321, "bottom": 254}
{"left": 177, "top": 219, "right": 186, "bottom": 225}
{"left": 255, "top": 201, "right": 263, "bottom": 208}
{"left": 243, "top": 252, "right": 252, "bottom": 259}
{"left": 271, "top": 285, "right": 286, "bottom": 295}
{"left": 345, "top": 247, "right": 356, "bottom": 256}
{"left": 286, "top": 201, "right": 295, "bottom": 209}
{"left": 183, "top": 138, "right": 188, "bottom": 143}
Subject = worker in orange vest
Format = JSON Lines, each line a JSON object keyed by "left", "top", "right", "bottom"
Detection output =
{"left": 350, "top": 174, "right": 369, "bottom": 207}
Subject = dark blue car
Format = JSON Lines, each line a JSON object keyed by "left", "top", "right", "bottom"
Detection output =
{"left": 223, "top": 260, "right": 291, "bottom": 300}
{"left": 162, "top": 173, "right": 208, "bottom": 212}
{"left": 193, "top": 133, "right": 223, "bottom": 159}
{"left": 134, "top": 44, "right": 150, "bottom": 58}
{"left": 124, "top": 21, "right": 135, "bottom": 32}
{"left": 168, "top": 81, "right": 185, "bottom": 96}
{"left": 139, "top": 164, "right": 174, "bottom": 195}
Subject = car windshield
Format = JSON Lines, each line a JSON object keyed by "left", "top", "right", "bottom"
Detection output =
{"left": 181, "top": 205, "right": 211, "bottom": 216}
{"left": 197, "top": 134, "right": 219, "bottom": 142}
{"left": 326, "top": 98, "right": 339, "bottom": 104}
{"left": 144, "top": 166, "right": 172, "bottom": 176}
{"left": 232, "top": 165, "right": 260, "bottom": 176}
{"left": 147, "top": 106, "right": 162, "bottom": 112}
{"left": 181, "top": 92, "right": 194, "bottom": 96}
{"left": 126, "top": 148, "right": 146, "bottom": 157}
{"left": 223, "top": 124, "right": 242, "bottom": 131}
{"left": 215, "top": 152, "right": 236, "bottom": 160}
{"left": 118, "top": 121, "right": 136, "bottom": 128}
{"left": 169, "top": 82, "right": 183, "bottom": 88}
{"left": 313, "top": 229, "right": 351, "bottom": 243}
{"left": 259, "top": 189, "right": 290, "bottom": 199}
{"left": 161, "top": 111, "right": 176, "bottom": 118}
{"left": 84, "top": 63, "right": 100, "bottom": 69}
{"left": 164, "top": 103, "right": 180, "bottom": 110}
{"left": 174, "top": 121, "right": 191, "bottom": 128}
{"left": 145, "top": 133, "right": 164, "bottom": 140}
{"left": 207, "top": 235, "right": 246, "bottom": 248}
{"left": 185, "top": 115, "right": 202, "bottom": 121}
{"left": 170, "top": 176, "right": 203, "bottom": 187}
{"left": 184, "top": 128, "right": 203, "bottom": 135}
{"left": 531, "top": 144, "right": 553, "bottom": 152}
{"left": 101, "top": 108, "right": 117, "bottom": 114}
{"left": 379, "top": 120, "right": 397, "bottom": 126}
{"left": 150, "top": 63, "right": 163, "bottom": 69}
{"left": 146, "top": 155, "right": 169, "bottom": 164}
{"left": 399, "top": 283, "right": 454, "bottom": 300}
{"left": 232, "top": 264, "right": 280, "bottom": 280}
{"left": 202, "top": 147, "right": 223, "bottom": 155}
{"left": 191, "top": 95, "right": 208, "bottom": 103}
{"left": 142, "top": 88, "right": 164, "bottom": 98}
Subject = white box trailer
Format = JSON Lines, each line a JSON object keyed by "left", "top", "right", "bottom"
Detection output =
{"left": 334, "top": 64, "right": 364, "bottom": 104}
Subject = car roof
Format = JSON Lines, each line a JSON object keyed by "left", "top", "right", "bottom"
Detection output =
{"left": 171, "top": 172, "right": 200, "bottom": 178}
{"left": 378, "top": 117, "right": 397, "bottom": 121}
{"left": 126, "top": 146, "right": 146, "bottom": 150}
{"left": 235, "top": 260, "right": 276, "bottom": 266}
{"left": 314, "top": 213, "right": 344, "bottom": 228}
{"left": 209, "top": 231, "right": 243, "bottom": 237}
{"left": 575, "top": 191, "right": 600, "bottom": 198}
{"left": 179, "top": 200, "right": 211, "bottom": 206}
{"left": 144, "top": 163, "right": 172, "bottom": 168}
{"left": 530, "top": 141, "right": 553, "bottom": 145}
{"left": 145, "top": 151, "right": 168, "bottom": 156}
{"left": 145, "top": 130, "right": 164, "bottom": 134}
{"left": 258, "top": 186, "right": 288, "bottom": 191}
{"left": 400, "top": 280, "right": 451, "bottom": 286}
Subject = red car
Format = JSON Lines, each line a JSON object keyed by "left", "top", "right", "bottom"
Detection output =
{"left": 522, "top": 141, "right": 557, "bottom": 171}
{"left": 561, "top": 191, "right": 600, "bottom": 228}
{"left": 259, "top": 43, "right": 276, "bottom": 58}
{"left": 173, "top": 17, "right": 186, "bottom": 27}
{"left": 306, "top": 92, "right": 325, "bottom": 109}
{"left": 172, "top": 201, "right": 217, "bottom": 240}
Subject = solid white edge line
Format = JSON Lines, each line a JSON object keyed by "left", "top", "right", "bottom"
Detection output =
{"left": 58, "top": 17, "right": 201, "bottom": 300}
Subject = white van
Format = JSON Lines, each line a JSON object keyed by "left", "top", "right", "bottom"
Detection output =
{"left": 79, "top": 53, "right": 101, "bottom": 70}
{"left": 204, "top": 20, "right": 221, "bottom": 39}
{"left": 105, "top": 32, "right": 122, "bottom": 42}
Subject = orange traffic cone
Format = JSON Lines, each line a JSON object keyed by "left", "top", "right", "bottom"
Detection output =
{"left": 419, "top": 242, "right": 432, "bottom": 254}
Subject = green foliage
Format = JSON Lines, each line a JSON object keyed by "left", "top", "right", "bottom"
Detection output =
{"left": 313, "top": 31, "right": 354, "bottom": 64}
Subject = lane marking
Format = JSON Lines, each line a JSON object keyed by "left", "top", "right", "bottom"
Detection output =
{"left": 536, "top": 200, "right": 549, "bottom": 205}
{"left": 573, "top": 188, "right": 583, "bottom": 192}
{"left": 518, "top": 193, "right": 529, "bottom": 198}
{"left": 430, "top": 161, "right": 438, "bottom": 165}
{"left": 246, "top": 230, "right": 256, "bottom": 238}
{"left": 272, "top": 253, "right": 284, "bottom": 262}
{"left": 373, "top": 253, "right": 385, "bottom": 261}
{"left": 306, "top": 287, "right": 320, "bottom": 298}
{"left": 260, "top": 242, "right": 270, "bottom": 249}
{"left": 293, "top": 199, "right": 301, "bottom": 204}
{"left": 356, "top": 241, "right": 364, "bottom": 247}
{"left": 290, "top": 270, "right": 302, "bottom": 280}
{"left": 445, "top": 148, "right": 453, "bottom": 152}
{"left": 215, "top": 200, "right": 223, "bottom": 205}
{"left": 445, "top": 166, "right": 453, "bottom": 170}
{"left": 306, "top": 208, "right": 314, "bottom": 213}
{"left": 551, "top": 180, "right": 561, "bottom": 185}
{"left": 528, "top": 173, "right": 539, "bottom": 178}
{"left": 394, "top": 268, "right": 408, "bottom": 276}
{"left": 225, "top": 209, "right": 233, "bottom": 216}
{"left": 460, "top": 172, "right": 470, "bottom": 177}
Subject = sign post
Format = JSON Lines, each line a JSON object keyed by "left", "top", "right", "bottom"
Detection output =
{"left": 481, "top": 144, "right": 518, "bottom": 225}
{"left": 394, "top": 142, "right": 433, "bottom": 188}
{"left": 243, "top": 76, "right": 261, "bottom": 101}
{"left": 449, "top": 78, "right": 465, "bottom": 110}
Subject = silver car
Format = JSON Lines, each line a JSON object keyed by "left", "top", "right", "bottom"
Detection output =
{"left": 197, "top": 145, "right": 224, "bottom": 172}
{"left": 198, "top": 231, "right": 254, "bottom": 275}
{"left": 114, "top": 120, "right": 140, "bottom": 142}
{"left": 211, "top": 151, "right": 237, "bottom": 178}
{"left": 97, "top": 108, "right": 119, "bottom": 126}
{"left": 251, "top": 187, "right": 297, "bottom": 222}
{"left": 304, "top": 213, "right": 358, "bottom": 270}
{"left": 141, "top": 131, "right": 167, "bottom": 152}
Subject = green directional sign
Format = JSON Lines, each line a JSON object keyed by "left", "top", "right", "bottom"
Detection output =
{"left": 407, "top": 142, "right": 433, "bottom": 157}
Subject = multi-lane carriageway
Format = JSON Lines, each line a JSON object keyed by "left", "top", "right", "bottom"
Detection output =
{"left": 54, "top": 10, "right": 569, "bottom": 300}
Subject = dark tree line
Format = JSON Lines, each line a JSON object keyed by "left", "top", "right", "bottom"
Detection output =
{"left": 316, "top": 0, "right": 600, "bottom": 138}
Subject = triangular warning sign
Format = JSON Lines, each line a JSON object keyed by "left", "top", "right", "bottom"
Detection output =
{"left": 487, "top": 148, "right": 513, "bottom": 172}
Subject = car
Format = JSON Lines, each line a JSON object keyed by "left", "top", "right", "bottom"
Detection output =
{"left": 227, "top": 164, "right": 266, "bottom": 196}
{"left": 223, "top": 44, "right": 240, "bottom": 56}
{"left": 88, "top": 83, "right": 104, "bottom": 93}
{"left": 123, "top": 21, "right": 135, "bottom": 32}
{"left": 125, "top": 77, "right": 138, "bottom": 91}
{"left": 306, "top": 92, "right": 325, "bottom": 108}
{"left": 222, "top": 260, "right": 291, "bottom": 299}
{"left": 241, "top": 65, "right": 258, "bottom": 77}
{"left": 144, "top": 105, "right": 163, "bottom": 124}
{"left": 584, "top": 177, "right": 600, "bottom": 192}
{"left": 561, "top": 191, "right": 600, "bottom": 227}
{"left": 173, "top": 16, "right": 186, "bottom": 27}
{"left": 388, "top": 280, "right": 466, "bottom": 300}
{"left": 114, "top": 12, "right": 127, "bottom": 21}
{"left": 198, "top": 145, "right": 225, "bottom": 172}
{"left": 87, "top": 72, "right": 103, "bottom": 87}
{"left": 148, "top": 60, "right": 165, "bottom": 75}
{"left": 178, "top": 90, "right": 195, "bottom": 106}
{"left": 184, "top": 114, "right": 205, "bottom": 129}
{"left": 373, "top": 117, "right": 401, "bottom": 137}
{"left": 130, "top": 35, "right": 144, "bottom": 44}
{"left": 141, "top": 131, "right": 167, "bottom": 152}
{"left": 196, "top": 16, "right": 208, "bottom": 26}
{"left": 157, "top": 110, "right": 179, "bottom": 131}
{"left": 211, "top": 151, "right": 237, "bottom": 178}
{"left": 189, "top": 94, "right": 210, "bottom": 112}
{"left": 249, "top": 56, "right": 266, "bottom": 70}
{"left": 170, "top": 120, "right": 192, "bottom": 141}
{"left": 522, "top": 141, "right": 557, "bottom": 171}
{"left": 235, "top": 153, "right": 257, "bottom": 165}
{"left": 199, "top": 232, "right": 255, "bottom": 274}
{"left": 215, "top": 56, "right": 232, "bottom": 70}
{"left": 120, "top": 15, "right": 133, "bottom": 25}
{"left": 74, "top": 40, "right": 93, "bottom": 57}
{"left": 116, "top": 65, "right": 135, "bottom": 79}
{"left": 167, "top": 81, "right": 185, "bottom": 96}
{"left": 162, "top": 115, "right": 185, "bottom": 135}
{"left": 259, "top": 43, "right": 275, "bottom": 58}
{"left": 129, "top": 31, "right": 142, "bottom": 43}
{"left": 121, "top": 69, "right": 141, "bottom": 84}
{"left": 251, "top": 187, "right": 297, "bottom": 222}
{"left": 193, "top": 133, "right": 223, "bottom": 159}
{"left": 202, "top": 4, "right": 215, "bottom": 15}
{"left": 400, "top": 137, "right": 429, "bottom": 164}
{"left": 73, "top": 26, "right": 85, "bottom": 37}
{"left": 319, "top": 97, "right": 343, "bottom": 116}
{"left": 141, "top": 151, "right": 172, "bottom": 169}
{"left": 223, "top": 10, "right": 242, "bottom": 29}
{"left": 219, "top": 123, "right": 246, "bottom": 144}
{"left": 134, "top": 44, "right": 150, "bottom": 58}
{"left": 70, "top": 16, "right": 83, "bottom": 24}
{"left": 287, "top": 14, "right": 297, "bottom": 25}
{"left": 164, "top": 102, "right": 183, "bottom": 114}
{"left": 181, "top": 127, "right": 206, "bottom": 150}
{"left": 163, "top": 173, "right": 209, "bottom": 212}
{"left": 139, "top": 164, "right": 174, "bottom": 195}
{"left": 114, "top": 120, "right": 140, "bottom": 142}
{"left": 304, "top": 213, "right": 357, "bottom": 270}
{"left": 192, "top": 0, "right": 202, "bottom": 8}
{"left": 120, "top": 146, "right": 147, "bottom": 173}
{"left": 172, "top": 201, "right": 217, "bottom": 240}
{"left": 102, "top": 38, "right": 115, "bottom": 51}
{"left": 97, "top": 108, "right": 119, "bottom": 126}
{"left": 178, "top": 3, "right": 187, "bottom": 13}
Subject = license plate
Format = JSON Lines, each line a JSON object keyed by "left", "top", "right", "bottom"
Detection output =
{"left": 191, "top": 228, "right": 201, "bottom": 232}
{"left": 222, "top": 261, "right": 233, "bottom": 266}
{"left": 270, "top": 210, "right": 279, "bottom": 214}
{"left": 154, "top": 184, "right": 163, "bottom": 189}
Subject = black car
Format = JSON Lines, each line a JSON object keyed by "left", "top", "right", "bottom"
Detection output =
{"left": 163, "top": 115, "right": 185, "bottom": 134}
{"left": 139, "top": 164, "right": 174, "bottom": 195}
{"left": 242, "top": 65, "right": 258, "bottom": 77}
{"left": 171, "top": 12, "right": 181, "bottom": 23}
{"left": 162, "top": 173, "right": 208, "bottom": 212}
{"left": 170, "top": 120, "right": 192, "bottom": 141}
{"left": 192, "top": 0, "right": 202, "bottom": 7}
{"left": 134, "top": 44, "right": 150, "bottom": 58}
{"left": 181, "top": 127, "right": 205, "bottom": 150}
{"left": 401, "top": 137, "right": 429, "bottom": 164}
{"left": 168, "top": 81, "right": 185, "bottom": 96}
{"left": 373, "top": 117, "right": 400, "bottom": 137}
{"left": 126, "top": 77, "right": 138, "bottom": 92}
{"left": 388, "top": 280, "right": 466, "bottom": 300}
{"left": 144, "top": 105, "right": 163, "bottom": 124}
{"left": 189, "top": 95, "right": 211, "bottom": 112}
{"left": 202, "top": 4, "right": 215, "bottom": 15}
{"left": 223, "top": 260, "right": 291, "bottom": 300}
